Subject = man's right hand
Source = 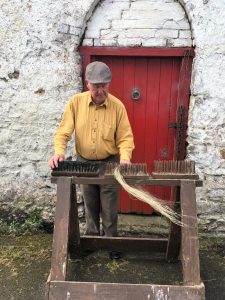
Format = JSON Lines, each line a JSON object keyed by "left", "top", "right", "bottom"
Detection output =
{"left": 48, "top": 154, "right": 65, "bottom": 169}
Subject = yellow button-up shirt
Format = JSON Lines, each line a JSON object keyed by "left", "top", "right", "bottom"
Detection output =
{"left": 54, "top": 91, "right": 134, "bottom": 160}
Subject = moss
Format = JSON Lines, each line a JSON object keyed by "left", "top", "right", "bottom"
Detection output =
{"left": 0, "top": 208, "right": 47, "bottom": 235}
{"left": 200, "top": 236, "right": 225, "bottom": 260}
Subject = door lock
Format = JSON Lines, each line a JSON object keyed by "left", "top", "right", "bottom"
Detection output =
{"left": 131, "top": 88, "right": 141, "bottom": 100}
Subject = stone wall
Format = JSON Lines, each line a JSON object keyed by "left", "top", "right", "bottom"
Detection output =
{"left": 83, "top": 0, "right": 192, "bottom": 47}
{"left": 0, "top": 0, "right": 225, "bottom": 234}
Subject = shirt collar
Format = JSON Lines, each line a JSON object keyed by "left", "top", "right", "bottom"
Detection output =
{"left": 88, "top": 93, "right": 108, "bottom": 107}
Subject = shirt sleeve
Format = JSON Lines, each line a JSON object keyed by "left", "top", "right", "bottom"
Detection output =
{"left": 116, "top": 106, "right": 135, "bottom": 161}
{"left": 54, "top": 98, "right": 75, "bottom": 155}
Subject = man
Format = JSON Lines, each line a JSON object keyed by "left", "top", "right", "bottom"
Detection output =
{"left": 48, "top": 61, "right": 134, "bottom": 257}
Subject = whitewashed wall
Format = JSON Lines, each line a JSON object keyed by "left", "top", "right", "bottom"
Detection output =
{"left": 0, "top": 0, "right": 225, "bottom": 234}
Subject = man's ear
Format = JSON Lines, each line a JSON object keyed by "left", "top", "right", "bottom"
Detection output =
{"left": 86, "top": 82, "right": 91, "bottom": 90}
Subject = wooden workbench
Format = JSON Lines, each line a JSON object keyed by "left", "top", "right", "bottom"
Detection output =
{"left": 46, "top": 176, "right": 205, "bottom": 300}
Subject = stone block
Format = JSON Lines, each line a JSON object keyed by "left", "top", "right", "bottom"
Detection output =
{"left": 85, "top": 28, "right": 101, "bottom": 39}
{"left": 128, "top": 2, "right": 185, "bottom": 20}
{"left": 119, "top": 28, "right": 156, "bottom": 39}
{"left": 117, "top": 37, "right": 142, "bottom": 47}
{"left": 88, "top": 0, "right": 129, "bottom": 27}
{"left": 155, "top": 29, "right": 178, "bottom": 38}
{"left": 179, "top": 29, "right": 192, "bottom": 39}
{"left": 69, "top": 26, "right": 82, "bottom": 36}
{"left": 167, "top": 38, "right": 193, "bottom": 47}
{"left": 142, "top": 38, "right": 167, "bottom": 47}
{"left": 163, "top": 19, "right": 190, "bottom": 30}
{"left": 95, "top": 38, "right": 117, "bottom": 46}
{"left": 82, "top": 38, "right": 93, "bottom": 46}
{"left": 101, "top": 29, "right": 119, "bottom": 39}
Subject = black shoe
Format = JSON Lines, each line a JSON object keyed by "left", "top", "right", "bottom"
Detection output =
{"left": 109, "top": 251, "right": 121, "bottom": 259}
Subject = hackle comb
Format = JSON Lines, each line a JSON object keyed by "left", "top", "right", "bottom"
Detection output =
{"left": 105, "top": 163, "right": 149, "bottom": 179}
{"left": 51, "top": 161, "right": 100, "bottom": 177}
{"left": 152, "top": 160, "right": 199, "bottom": 179}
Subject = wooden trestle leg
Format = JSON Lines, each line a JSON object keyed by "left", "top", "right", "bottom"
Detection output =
{"left": 166, "top": 187, "right": 182, "bottom": 262}
{"left": 49, "top": 177, "right": 72, "bottom": 282}
{"left": 68, "top": 183, "right": 81, "bottom": 258}
{"left": 180, "top": 180, "right": 201, "bottom": 285}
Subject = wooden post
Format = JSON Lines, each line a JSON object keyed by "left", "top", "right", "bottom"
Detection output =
{"left": 180, "top": 180, "right": 201, "bottom": 285}
{"left": 166, "top": 187, "right": 181, "bottom": 262}
{"left": 68, "top": 183, "right": 81, "bottom": 258}
{"left": 49, "top": 177, "right": 72, "bottom": 281}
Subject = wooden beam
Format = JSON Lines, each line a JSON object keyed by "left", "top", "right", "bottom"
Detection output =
{"left": 51, "top": 176, "right": 203, "bottom": 187}
{"left": 49, "top": 177, "right": 72, "bottom": 281}
{"left": 49, "top": 281, "right": 205, "bottom": 300}
{"left": 71, "top": 177, "right": 203, "bottom": 187}
{"left": 181, "top": 181, "right": 201, "bottom": 285}
{"left": 79, "top": 236, "right": 168, "bottom": 253}
{"left": 79, "top": 46, "right": 195, "bottom": 57}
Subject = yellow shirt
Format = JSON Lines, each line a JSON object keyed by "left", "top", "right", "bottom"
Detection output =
{"left": 54, "top": 91, "right": 134, "bottom": 160}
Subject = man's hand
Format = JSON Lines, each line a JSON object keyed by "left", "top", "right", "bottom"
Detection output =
{"left": 48, "top": 154, "right": 65, "bottom": 169}
{"left": 120, "top": 159, "right": 131, "bottom": 165}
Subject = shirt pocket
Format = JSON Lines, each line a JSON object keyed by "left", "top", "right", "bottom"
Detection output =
{"left": 102, "top": 122, "right": 115, "bottom": 142}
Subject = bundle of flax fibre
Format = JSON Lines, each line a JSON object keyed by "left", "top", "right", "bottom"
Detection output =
{"left": 114, "top": 166, "right": 183, "bottom": 226}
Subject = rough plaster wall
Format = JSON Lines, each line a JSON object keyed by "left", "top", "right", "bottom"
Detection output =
{"left": 0, "top": 0, "right": 225, "bottom": 233}
{"left": 180, "top": 0, "right": 225, "bottom": 233}
{"left": 0, "top": 0, "right": 96, "bottom": 221}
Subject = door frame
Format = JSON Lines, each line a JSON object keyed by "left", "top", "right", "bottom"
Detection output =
{"left": 79, "top": 46, "right": 194, "bottom": 160}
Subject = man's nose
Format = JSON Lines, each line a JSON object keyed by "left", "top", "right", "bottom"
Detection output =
{"left": 97, "top": 87, "right": 105, "bottom": 93}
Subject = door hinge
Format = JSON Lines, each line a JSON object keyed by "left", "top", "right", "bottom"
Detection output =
{"left": 168, "top": 123, "right": 177, "bottom": 129}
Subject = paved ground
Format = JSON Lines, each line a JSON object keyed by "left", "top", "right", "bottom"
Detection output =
{"left": 0, "top": 215, "right": 225, "bottom": 300}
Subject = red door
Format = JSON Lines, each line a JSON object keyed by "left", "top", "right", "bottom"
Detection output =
{"left": 80, "top": 47, "right": 194, "bottom": 214}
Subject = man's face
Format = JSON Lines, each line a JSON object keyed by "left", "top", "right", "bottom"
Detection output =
{"left": 87, "top": 82, "right": 109, "bottom": 105}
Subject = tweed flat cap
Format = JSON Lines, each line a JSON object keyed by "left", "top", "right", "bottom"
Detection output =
{"left": 85, "top": 61, "right": 112, "bottom": 84}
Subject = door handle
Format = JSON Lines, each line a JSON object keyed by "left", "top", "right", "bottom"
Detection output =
{"left": 131, "top": 88, "right": 141, "bottom": 100}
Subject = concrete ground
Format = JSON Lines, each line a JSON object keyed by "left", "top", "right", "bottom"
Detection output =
{"left": 0, "top": 215, "right": 225, "bottom": 300}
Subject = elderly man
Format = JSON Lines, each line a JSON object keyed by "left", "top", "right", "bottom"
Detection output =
{"left": 48, "top": 61, "right": 134, "bottom": 257}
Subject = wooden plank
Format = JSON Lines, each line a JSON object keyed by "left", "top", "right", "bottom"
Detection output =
{"left": 68, "top": 184, "right": 81, "bottom": 258}
{"left": 79, "top": 236, "right": 168, "bottom": 252}
{"left": 120, "top": 56, "right": 135, "bottom": 213}
{"left": 79, "top": 46, "right": 195, "bottom": 57}
{"left": 152, "top": 173, "right": 199, "bottom": 179}
{"left": 71, "top": 177, "right": 203, "bottom": 187}
{"left": 51, "top": 176, "right": 203, "bottom": 187}
{"left": 132, "top": 57, "right": 148, "bottom": 213}
{"left": 145, "top": 57, "right": 161, "bottom": 213}
{"left": 166, "top": 187, "right": 181, "bottom": 262}
{"left": 49, "top": 177, "right": 72, "bottom": 281}
{"left": 180, "top": 181, "right": 201, "bottom": 285}
{"left": 49, "top": 281, "right": 205, "bottom": 300}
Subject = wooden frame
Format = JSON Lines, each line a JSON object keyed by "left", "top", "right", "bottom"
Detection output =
{"left": 46, "top": 176, "right": 205, "bottom": 300}
{"left": 79, "top": 46, "right": 194, "bottom": 93}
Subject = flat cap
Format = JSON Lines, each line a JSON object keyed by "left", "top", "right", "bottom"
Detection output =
{"left": 85, "top": 61, "right": 112, "bottom": 84}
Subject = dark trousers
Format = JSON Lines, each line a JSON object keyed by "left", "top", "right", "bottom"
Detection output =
{"left": 77, "top": 155, "right": 119, "bottom": 237}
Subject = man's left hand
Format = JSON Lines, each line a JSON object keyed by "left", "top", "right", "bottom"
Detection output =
{"left": 120, "top": 159, "right": 131, "bottom": 165}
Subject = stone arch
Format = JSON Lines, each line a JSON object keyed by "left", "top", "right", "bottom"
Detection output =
{"left": 80, "top": 0, "right": 194, "bottom": 48}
